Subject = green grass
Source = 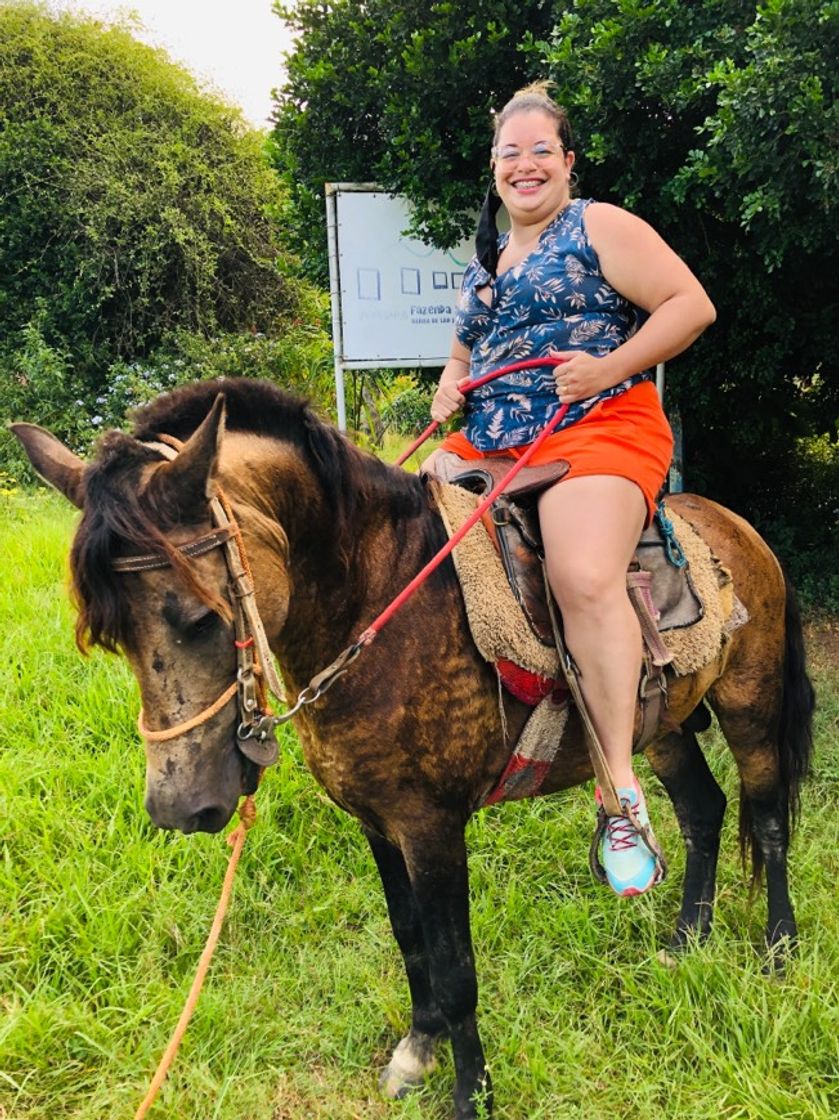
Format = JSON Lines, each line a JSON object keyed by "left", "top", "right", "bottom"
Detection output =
{"left": 1, "top": 490, "right": 837, "bottom": 1120}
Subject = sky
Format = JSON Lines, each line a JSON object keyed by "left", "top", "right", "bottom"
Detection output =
{"left": 51, "top": 1, "right": 295, "bottom": 128}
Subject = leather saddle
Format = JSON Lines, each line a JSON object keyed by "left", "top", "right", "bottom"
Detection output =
{"left": 429, "top": 450, "right": 703, "bottom": 647}
{"left": 427, "top": 451, "right": 704, "bottom": 749}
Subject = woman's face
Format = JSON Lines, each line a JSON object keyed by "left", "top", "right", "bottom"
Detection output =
{"left": 492, "top": 109, "right": 575, "bottom": 229}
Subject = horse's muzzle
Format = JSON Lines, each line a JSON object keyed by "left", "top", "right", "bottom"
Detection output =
{"left": 144, "top": 791, "right": 237, "bottom": 834}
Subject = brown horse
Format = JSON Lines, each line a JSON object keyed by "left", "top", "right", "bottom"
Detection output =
{"left": 13, "top": 378, "right": 814, "bottom": 1120}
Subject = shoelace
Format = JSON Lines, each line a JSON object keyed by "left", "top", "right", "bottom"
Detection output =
{"left": 606, "top": 806, "right": 643, "bottom": 852}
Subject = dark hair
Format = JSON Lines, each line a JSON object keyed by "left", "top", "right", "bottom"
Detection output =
{"left": 492, "top": 81, "right": 573, "bottom": 151}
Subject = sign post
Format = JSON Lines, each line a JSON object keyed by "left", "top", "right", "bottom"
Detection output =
{"left": 325, "top": 183, "right": 475, "bottom": 430}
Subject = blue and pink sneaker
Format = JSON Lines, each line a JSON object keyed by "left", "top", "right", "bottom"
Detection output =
{"left": 593, "top": 779, "right": 665, "bottom": 897}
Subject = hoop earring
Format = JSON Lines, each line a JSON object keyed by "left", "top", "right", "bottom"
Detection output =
{"left": 569, "top": 170, "right": 579, "bottom": 189}
{"left": 490, "top": 179, "right": 499, "bottom": 197}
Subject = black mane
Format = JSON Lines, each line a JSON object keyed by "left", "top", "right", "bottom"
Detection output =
{"left": 72, "top": 377, "right": 447, "bottom": 652}
{"left": 130, "top": 377, "right": 317, "bottom": 447}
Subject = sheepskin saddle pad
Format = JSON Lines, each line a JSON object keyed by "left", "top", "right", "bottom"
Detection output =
{"left": 425, "top": 464, "right": 747, "bottom": 685}
{"left": 423, "top": 455, "right": 748, "bottom": 807}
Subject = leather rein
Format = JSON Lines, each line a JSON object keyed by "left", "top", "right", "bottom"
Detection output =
{"left": 112, "top": 439, "right": 295, "bottom": 767}
{"left": 111, "top": 359, "right": 569, "bottom": 766}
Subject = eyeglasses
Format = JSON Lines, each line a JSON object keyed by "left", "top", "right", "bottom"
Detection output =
{"left": 491, "top": 141, "right": 565, "bottom": 163}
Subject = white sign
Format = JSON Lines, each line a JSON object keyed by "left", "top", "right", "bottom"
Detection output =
{"left": 327, "top": 186, "right": 476, "bottom": 366}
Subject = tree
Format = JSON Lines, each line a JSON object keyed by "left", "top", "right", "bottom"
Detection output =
{"left": 273, "top": 0, "right": 838, "bottom": 600}
{"left": 0, "top": 2, "right": 298, "bottom": 382}
{"left": 0, "top": 2, "right": 336, "bottom": 483}
{"left": 271, "top": 0, "right": 554, "bottom": 283}
{"left": 534, "top": 0, "right": 838, "bottom": 510}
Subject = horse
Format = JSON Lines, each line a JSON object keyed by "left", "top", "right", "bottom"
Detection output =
{"left": 12, "top": 377, "right": 814, "bottom": 1120}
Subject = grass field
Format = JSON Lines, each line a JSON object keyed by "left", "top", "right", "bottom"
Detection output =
{"left": 1, "top": 490, "right": 837, "bottom": 1120}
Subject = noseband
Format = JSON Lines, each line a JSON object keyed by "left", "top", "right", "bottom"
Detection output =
{"left": 111, "top": 439, "right": 286, "bottom": 767}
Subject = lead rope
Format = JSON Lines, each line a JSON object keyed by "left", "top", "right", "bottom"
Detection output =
{"left": 133, "top": 793, "right": 259, "bottom": 1120}
{"left": 131, "top": 444, "right": 278, "bottom": 1117}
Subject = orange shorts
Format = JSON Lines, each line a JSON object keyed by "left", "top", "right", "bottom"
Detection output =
{"left": 439, "top": 380, "right": 673, "bottom": 525}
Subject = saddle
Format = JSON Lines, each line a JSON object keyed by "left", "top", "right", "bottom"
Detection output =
{"left": 427, "top": 450, "right": 704, "bottom": 753}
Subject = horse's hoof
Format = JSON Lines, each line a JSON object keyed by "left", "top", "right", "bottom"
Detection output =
{"left": 665, "top": 919, "right": 711, "bottom": 959}
{"left": 379, "top": 1032, "right": 437, "bottom": 1099}
{"left": 763, "top": 929, "right": 797, "bottom": 976}
{"left": 453, "top": 1073, "right": 493, "bottom": 1119}
{"left": 656, "top": 948, "right": 679, "bottom": 969}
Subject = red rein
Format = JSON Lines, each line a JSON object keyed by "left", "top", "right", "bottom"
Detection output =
{"left": 395, "top": 356, "right": 568, "bottom": 468}
{"left": 360, "top": 357, "right": 569, "bottom": 644}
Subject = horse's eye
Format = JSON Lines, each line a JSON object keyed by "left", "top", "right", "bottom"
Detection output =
{"left": 185, "top": 611, "right": 219, "bottom": 640}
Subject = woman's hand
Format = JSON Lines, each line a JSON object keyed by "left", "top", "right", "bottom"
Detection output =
{"left": 430, "top": 378, "right": 467, "bottom": 423}
{"left": 550, "top": 350, "right": 613, "bottom": 403}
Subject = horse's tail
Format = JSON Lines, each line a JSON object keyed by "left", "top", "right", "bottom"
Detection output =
{"left": 739, "top": 568, "right": 815, "bottom": 885}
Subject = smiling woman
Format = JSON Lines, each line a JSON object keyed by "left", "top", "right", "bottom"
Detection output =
{"left": 427, "top": 81, "right": 717, "bottom": 901}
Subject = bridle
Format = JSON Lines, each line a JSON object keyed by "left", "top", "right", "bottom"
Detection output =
{"left": 112, "top": 439, "right": 290, "bottom": 767}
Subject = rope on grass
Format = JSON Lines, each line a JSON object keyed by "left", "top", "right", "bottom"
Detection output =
{"left": 133, "top": 794, "right": 258, "bottom": 1120}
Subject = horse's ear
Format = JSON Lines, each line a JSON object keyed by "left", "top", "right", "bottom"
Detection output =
{"left": 9, "top": 423, "right": 86, "bottom": 509}
{"left": 149, "top": 393, "right": 226, "bottom": 511}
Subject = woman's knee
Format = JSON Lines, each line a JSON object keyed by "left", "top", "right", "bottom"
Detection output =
{"left": 545, "top": 557, "right": 629, "bottom": 615}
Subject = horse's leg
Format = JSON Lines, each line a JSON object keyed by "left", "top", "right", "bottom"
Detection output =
{"left": 645, "top": 717, "right": 727, "bottom": 950}
{"left": 709, "top": 574, "right": 814, "bottom": 966}
{"left": 398, "top": 821, "right": 491, "bottom": 1120}
{"left": 363, "top": 827, "right": 445, "bottom": 1098}
{"left": 740, "top": 788, "right": 798, "bottom": 956}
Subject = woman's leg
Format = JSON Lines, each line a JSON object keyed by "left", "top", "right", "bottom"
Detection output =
{"left": 538, "top": 474, "right": 646, "bottom": 785}
{"left": 538, "top": 473, "right": 662, "bottom": 894}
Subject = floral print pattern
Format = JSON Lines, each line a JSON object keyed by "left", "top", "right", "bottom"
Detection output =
{"left": 455, "top": 198, "right": 653, "bottom": 452}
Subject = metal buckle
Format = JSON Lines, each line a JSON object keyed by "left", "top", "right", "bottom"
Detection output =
{"left": 237, "top": 712, "right": 280, "bottom": 766}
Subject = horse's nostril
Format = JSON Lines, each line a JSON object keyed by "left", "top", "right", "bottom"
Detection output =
{"left": 189, "top": 804, "right": 231, "bottom": 834}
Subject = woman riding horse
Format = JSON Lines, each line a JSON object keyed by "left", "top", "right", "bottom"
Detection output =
{"left": 426, "top": 82, "right": 717, "bottom": 896}
{"left": 13, "top": 373, "right": 813, "bottom": 1120}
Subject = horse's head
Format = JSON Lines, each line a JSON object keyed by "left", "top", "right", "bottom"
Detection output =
{"left": 12, "top": 392, "right": 292, "bottom": 834}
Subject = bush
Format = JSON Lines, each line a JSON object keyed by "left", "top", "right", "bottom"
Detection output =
{"left": 381, "top": 376, "right": 436, "bottom": 436}
{"left": 0, "top": 3, "right": 311, "bottom": 386}
{"left": 0, "top": 313, "right": 335, "bottom": 484}
{"left": 754, "top": 432, "right": 839, "bottom": 615}
{"left": 0, "top": 3, "right": 337, "bottom": 482}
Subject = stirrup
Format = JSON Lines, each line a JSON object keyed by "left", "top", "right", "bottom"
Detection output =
{"left": 588, "top": 803, "right": 668, "bottom": 886}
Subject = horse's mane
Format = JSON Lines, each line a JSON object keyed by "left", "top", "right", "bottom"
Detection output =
{"left": 71, "top": 378, "right": 445, "bottom": 652}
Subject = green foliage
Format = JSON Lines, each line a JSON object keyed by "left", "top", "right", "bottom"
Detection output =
{"left": 0, "top": 317, "right": 335, "bottom": 484}
{"left": 342, "top": 370, "right": 434, "bottom": 448}
{"left": 0, "top": 2, "right": 335, "bottom": 479}
{"left": 674, "top": 0, "right": 837, "bottom": 265}
{"left": 755, "top": 431, "right": 839, "bottom": 614}
{"left": 271, "top": 0, "right": 553, "bottom": 283}
{"left": 381, "top": 374, "right": 436, "bottom": 436}
{"left": 0, "top": 2, "right": 302, "bottom": 379}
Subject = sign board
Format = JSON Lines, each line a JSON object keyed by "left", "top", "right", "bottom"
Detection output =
{"left": 326, "top": 184, "right": 476, "bottom": 368}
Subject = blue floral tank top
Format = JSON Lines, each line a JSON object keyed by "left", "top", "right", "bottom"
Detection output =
{"left": 455, "top": 198, "right": 652, "bottom": 451}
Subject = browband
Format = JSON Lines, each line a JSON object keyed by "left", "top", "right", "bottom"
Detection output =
{"left": 112, "top": 525, "right": 236, "bottom": 572}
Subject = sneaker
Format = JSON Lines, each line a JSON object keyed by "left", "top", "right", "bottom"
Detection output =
{"left": 595, "top": 779, "right": 661, "bottom": 897}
